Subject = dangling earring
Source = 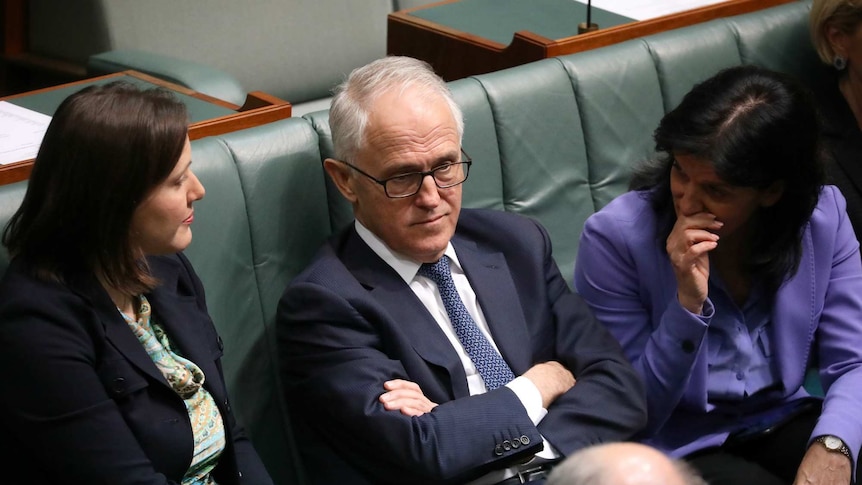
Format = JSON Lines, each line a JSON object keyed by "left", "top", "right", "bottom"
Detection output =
{"left": 834, "top": 55, "right": 847, "bottom": 70}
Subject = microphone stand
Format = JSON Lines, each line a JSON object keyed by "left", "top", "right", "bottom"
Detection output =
{"left": 577, "top": 0, "right": 599, "bottom": 34}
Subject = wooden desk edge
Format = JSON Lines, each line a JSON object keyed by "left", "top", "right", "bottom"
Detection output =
{"left": 389, "top": 0, "right": 796, "bottom": 79}
{"left": 0, "top": 86, "right": 292, "bottom": 186}
{"left": 541, "top": 0, "right": 795, "bottom": 56}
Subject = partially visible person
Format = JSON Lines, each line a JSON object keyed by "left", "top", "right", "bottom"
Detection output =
{"left": 0, "top": 82, "right": 273, "bottom": 485}
{"left": 810, "top": 0, "right": 862, "bottom": 239}
{"left": 575, "top": 65, "right": 862, "bottom": 485}
{"left": 546, "top": 442, "right": 707, "bottom": 485}
{"left": 278, "top": 56, "right": 646, "bottom": 485}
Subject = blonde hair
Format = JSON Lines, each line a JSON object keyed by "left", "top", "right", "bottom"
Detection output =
{"left": 810, "top": 0, "right": 862, "bottom": 64}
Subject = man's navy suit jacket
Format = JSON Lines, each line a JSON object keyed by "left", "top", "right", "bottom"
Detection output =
{"left": 279, "top": 209, "right": 647, "bottom": 485}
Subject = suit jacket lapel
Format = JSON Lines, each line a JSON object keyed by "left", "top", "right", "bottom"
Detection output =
{"left": 69, "top": 271, "right": 168, "bottom": 387}
{"left": 452, "top": 236, "right": 532, "bottom": 375}
{"left": 341, "top": 229, "right": 470, "bottom": 399}
{"left": 146, "top": 256, "right": 226, "bottom": 401}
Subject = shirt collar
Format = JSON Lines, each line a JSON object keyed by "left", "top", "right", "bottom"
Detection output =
{"left": 354, "top": 220, "right": 461, "bottom": 284}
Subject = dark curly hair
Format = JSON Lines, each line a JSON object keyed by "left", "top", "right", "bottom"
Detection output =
{"left": 629, "top": 65, "right": 824, "bottom": 292}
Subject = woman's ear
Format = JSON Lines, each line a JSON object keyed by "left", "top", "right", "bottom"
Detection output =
{"left": 760, "top": 181, "right": 785, "bottom": 208}
{"left": 827, "top": 23, "right": 849, "bottom": 59}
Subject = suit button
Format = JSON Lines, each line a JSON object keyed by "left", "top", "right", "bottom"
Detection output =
{"left": 520, "top": 435, "right": 530, "bottom": 445}
{"left": 494, "top": 444, "right": 504, "bottom": 456}
{"left": 224, "top": 399, "right": 231, "bottom": 413}
{"left": 681, "top": 340, "right": 695, "bottom": 353}
{"left": 217, "top": 336, "right": 224, "bottom": 350}
{"left": 511, "top": 438, "right": 520, "bottom": 449}
{"left": 111, "top": 377, "right": 126, "bottom": 395}
{"left": 502, "top": 440, "right": 512, "bottom": 451}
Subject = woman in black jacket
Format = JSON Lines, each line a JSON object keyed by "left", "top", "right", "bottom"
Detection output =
{"left": 0, "top": 82, "right": 273, "bottom": 485}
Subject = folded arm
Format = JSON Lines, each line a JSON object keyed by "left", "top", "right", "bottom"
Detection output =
{"left": 278, "top": 282, "right": 543, "bottom": 484}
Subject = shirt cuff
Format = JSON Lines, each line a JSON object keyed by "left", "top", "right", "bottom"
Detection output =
{"left": 506, "top": 376, "right": 548, "bottom": 425}
{"left": 677, "top": 297, "right": 715, "bottom": 321}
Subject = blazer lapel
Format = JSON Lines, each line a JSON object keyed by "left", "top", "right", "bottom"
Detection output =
{"left": 452, "top": 237, "right": 532, "bottom": 375}
{"left": 771, "top": 229, "right": 817, "bottom": 395}
{"left": 146, "top": 256, "right": 226, "bottom": 401}
{"left": 342, "top": 230, "right": 470, "bottom": 399}
{"left": 69, "top": 272, "right": 168, "bottom": 387}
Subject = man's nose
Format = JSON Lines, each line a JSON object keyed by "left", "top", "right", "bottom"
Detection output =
{"left": 413, "top": 174, "right": 441, "bottom": 206}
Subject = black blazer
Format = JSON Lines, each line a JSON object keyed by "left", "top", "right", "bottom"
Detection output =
{"left": 816, "top": 76, "right": 862, "bottom": 242}
{"left": 0, "top": 253, "right": 272, "bottom": 485}
{"left": 278, "top": 209, "right": 647, "bottom": 485}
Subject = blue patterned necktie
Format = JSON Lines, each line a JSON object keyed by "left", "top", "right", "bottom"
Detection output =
{"left": 419, "top": 255, "right": 516, "bottom": 390}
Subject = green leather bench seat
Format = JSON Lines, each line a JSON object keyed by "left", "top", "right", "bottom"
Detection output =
{"left": 0, "top": 2, "right": 822, "bottom": 483}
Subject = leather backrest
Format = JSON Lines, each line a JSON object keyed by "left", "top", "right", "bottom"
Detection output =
{"left": 187, "top": 119, "right": 331, "bottom": 485}
{"left": 0, "top": 183, "right": 27, "bottom": 276}
{"left": 181, "top": 137, "right": 297, "bottom": 482}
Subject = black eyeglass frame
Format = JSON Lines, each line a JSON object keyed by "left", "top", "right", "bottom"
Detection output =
{"left": 334, "top": 149, "right": 472, "bottom": 199}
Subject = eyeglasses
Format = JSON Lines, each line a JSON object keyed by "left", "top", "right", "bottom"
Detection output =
{"left": 335, "top": 149, "right": 472, "bottom": 198}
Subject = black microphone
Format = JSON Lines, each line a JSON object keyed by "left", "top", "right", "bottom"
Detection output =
{"left": 578, "top": 0, "right": 599, "bottom": 34}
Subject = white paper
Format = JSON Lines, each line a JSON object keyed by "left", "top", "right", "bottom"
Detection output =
{"left": 0, "top": 101, "right": 52, "bottom": 165}
{"left": 573, "top": 0, "right": 726, "bottom": 21}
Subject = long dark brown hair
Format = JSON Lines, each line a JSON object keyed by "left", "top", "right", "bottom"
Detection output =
{"left": 3, "top": 81, "right": 189, "bottom": 296}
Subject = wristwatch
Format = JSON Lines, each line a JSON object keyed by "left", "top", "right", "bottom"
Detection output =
{"left": 815, "top": 435, "right": 853, "bottom": 460}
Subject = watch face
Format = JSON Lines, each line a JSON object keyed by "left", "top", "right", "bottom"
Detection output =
{"left": 824, "top": 436, "right": 842, "bottom": 450}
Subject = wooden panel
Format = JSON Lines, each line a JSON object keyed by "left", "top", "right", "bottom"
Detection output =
{"left": 2, "top": 0, "right": 27, "bottom": 55}
{"left": 388, "top": 0, "right": 795, "bottom": 81}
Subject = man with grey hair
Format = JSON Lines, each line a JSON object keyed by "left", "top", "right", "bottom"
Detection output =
{"left": 277, "top": 56, "right": 646, "bottom": 485}
{"left": 547, "top": 443, "right": 708, "bottom": 485}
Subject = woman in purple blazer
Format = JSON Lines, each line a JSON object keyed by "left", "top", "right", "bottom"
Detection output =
{"left": 575, "top": 65, "right": 862, "bottom": 485}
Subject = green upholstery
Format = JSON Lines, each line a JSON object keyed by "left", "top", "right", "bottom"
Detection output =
{"left": 184, "top": 119, "right": 332, "bottom": 485}
{"left": 449, "top": 77, "right": 507, "bottom": 212}
{"left": 558, "top": 42, "right": 663, "bottom": 211}
{"left": 0, "top": 182, "right": 26, "bottom": 276}
{"left": 28, "top": 0, "right": 439, "bottom": 110}
{"left": 475, "top": 58, "right": 594, "bottom": 283}
{"left": 0, "top": 1, "right": 825, "bottom": 482}
{"left": 88, "top": 49, "right": 247, "bottom": 106}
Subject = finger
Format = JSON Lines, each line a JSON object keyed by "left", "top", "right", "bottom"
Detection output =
{"left": 687, "top": 240, "right": 719, "bottom": 257}
{"left": 379, "top": 388, "right": 426, "bottom": 402}
{"left": 383, "top": 379, "right": 421, "bottom": 392}
{"left": 669, "top": 239, "right": 718, "bottom": 265}
{"left": 380, "top": 395, "right": 437, "bottom": 413}
{"left": 669, "top": 228, "right": 720, "bottom": 247}
{"left": 675, "top": 212, "right": 723, "bottom": 229}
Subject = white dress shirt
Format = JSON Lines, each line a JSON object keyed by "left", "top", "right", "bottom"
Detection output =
{"left": 355, "top": 221, "right": 559, "bottom": 484}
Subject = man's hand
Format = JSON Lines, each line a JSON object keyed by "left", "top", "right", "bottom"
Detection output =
{"left": 379, "top": 379, "right": 438, "bottom": 417}
{"left": 523, "top": 361, "right": 576, "bottom": 409}
{"left": 793, "top": 442, "right": 852, "bottom": 485}
{"left": 666, "top": 212, "right": 722, "bottom": 314}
